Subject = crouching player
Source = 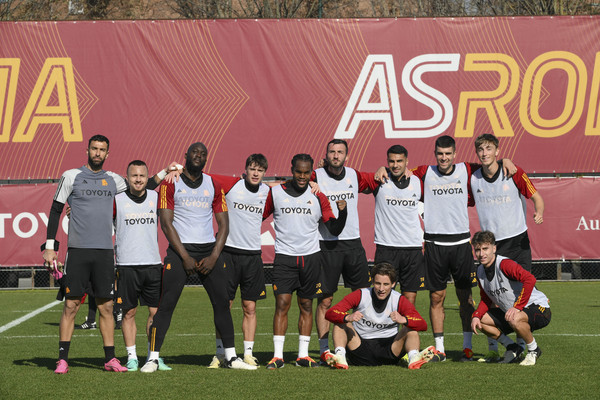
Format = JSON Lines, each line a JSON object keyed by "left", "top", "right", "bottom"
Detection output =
{"left": 471, "top": 231, "right": 551, "bottom": 366}
{"left": 324, "top": 262, "right": 433, "bottom": 369}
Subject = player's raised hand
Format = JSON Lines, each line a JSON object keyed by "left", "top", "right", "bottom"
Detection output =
{"left": 336, "top": 200, "right": 347, "bottom": 211}
{"left": 471, "top": 317, "right": 482, "bottom": 334}
{"left": 374, "top": 166, "right": 389, "bottom": 183}
{"left": 163, "top": 163, "right": 184, "bottom": 184}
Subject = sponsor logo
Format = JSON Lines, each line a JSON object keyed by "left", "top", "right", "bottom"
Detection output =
{"left": 477, "top": 195, "right": 513, "bottom": 205}
{"left": 177, "top": 196, "right": 211, "bottom": 208}
{"left": 326, "top": 192, "right": 355, "bottom": 202}
{"left": 360, "top": 319, "right": 396, "bottom": 330}
{"left": 384, "top": 196, "right": 417, "bottom": 207}
{"left": 123, "top": 212, "right": 156, "bottom": 225}
{"left": 260, "top": 290, "right": 265, "bottom": 296}
{"left": 273, "top": 284, "right": 277, "bottom": 291}
{"left": 232, "top": 201, "right": 263, "bottom": 214}
{"left": 80, "top": 189, "right": 113, "bottom": 197}
{"left": 491, "top": 287, "right": 508, "bottom": 296}
{"left": 429, "top": 183, "right": 464, "bottom": 196}
{"left": 65, "top": 287, "right": 70, "bottom": 293}
{"left": 279, "top": 207, "right": 312, "bottom": 215}
{"left": 117, "top": 297, "right": 122, "bottom": 304}
{"left": 102, "top": 179, "right": 108, "bottom": 186}
{"left": 166, "top": 264, "right": 171, "bottom": 270}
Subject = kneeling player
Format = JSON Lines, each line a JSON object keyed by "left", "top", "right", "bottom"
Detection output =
{"left": 471, "top": 231, "right": 551, "bottom": 366}
{"left": 324, "top": 262, "right": 433, "bottom": 369}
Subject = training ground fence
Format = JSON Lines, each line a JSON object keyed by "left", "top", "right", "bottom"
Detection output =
{"left": 0, "top": 260, "right": 598, "bottom": 290}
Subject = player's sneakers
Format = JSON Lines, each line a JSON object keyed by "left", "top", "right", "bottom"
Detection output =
{"left": 243, "top": 354, "right": 259, "bottom": 367}
{"left": 158, "top": 358, "right": 172, "bottom": 371}
{"left": 321, "top": 350, "right": 336, "bottom": 367}
{"left": 499, "top": 343, "right": 524, "bottom": 364}
{"left": 519, "top": 347, "right": 542, "bottom": 366}
{"left": 266, "top": 357, "right": 285, "bottom": 369}
{"left": 126, "top": 358, "right": 138, "bottom": 371}
{"left": 459, "top": 348, "right": 475, "bottom": 362}
{"left": 104, "top": 357, "right": 128, "bottom": 372}
{"left": 428, "top": 349, "right": 447, "bottom": 362}
{"left": 54, "top": 359, "right": 69, "bottom": 374}
{"left": 330, "top": 351, "right": 348, "bottom": 370}
{"left": 74, "top": 319, "right": 96, "bottom": 330}
{"left": 478, "top": 350, "right": 501, "bottom": 363}
{"left": 407, "top": 346, "right": 436, "bottom": 369}
{"left": 140, "top": 359, "right": 159, "bottom": 373}
{"left": 208, "top": 355, "right": 225, "bottom": 369}
{"left": 225, "top": 357, "right": 258, "bottom": 370}
{"left": 295, "top": 356, "right": 319, "bottom": 368}
{"left": 114, "top": 309, "right": 123, "bottom": 330}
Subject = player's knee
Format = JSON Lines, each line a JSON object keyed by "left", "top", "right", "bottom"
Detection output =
{"left": 124, "top": 308, "right": 137, "bottom": 319}
{"left": 318, "top": 296, "right": 333, "bottom": 309}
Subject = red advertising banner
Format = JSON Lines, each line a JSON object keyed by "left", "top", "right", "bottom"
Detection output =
{"left": 1, "top": 17, "right": 600, "bottom": 181}
{"left": 1, "top": 178, "right": 598, "bottom": 266}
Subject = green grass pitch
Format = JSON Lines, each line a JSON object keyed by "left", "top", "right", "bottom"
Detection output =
{"left": 0, "top": 282, "right": 599, "bottom": 399}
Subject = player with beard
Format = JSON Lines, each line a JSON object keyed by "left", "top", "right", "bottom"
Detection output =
{"left": 263, "top": 154, "right": 347, "bottom": 368}
{"left": 142, "top": 142, "right": 256, "bottom": 372}
{"left": 311, "top": 139, "right": 371, "bottom": 363}
{"left": 43, "top": 135, "right": 177, "bottom": 374}
{"left": 361, "top": 145, "right": 426, "bottom": 305}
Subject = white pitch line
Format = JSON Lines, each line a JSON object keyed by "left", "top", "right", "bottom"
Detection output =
{"left": 1, "top": 331, "right": 598, "bottom": 340}
{"left": 0, "top": 300, "right": 62, "bottom": 334}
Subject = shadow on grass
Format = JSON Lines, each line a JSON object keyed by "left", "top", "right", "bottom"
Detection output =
{"left": 14, "top": 357, "right": 106, "bottom": 371}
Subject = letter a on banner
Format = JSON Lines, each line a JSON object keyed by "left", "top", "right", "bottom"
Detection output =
{"left": 335, "top": 54, "right": 460, "bottom": 139}
{"left": 12, "top": 58, "right": 82, "bottom": 143}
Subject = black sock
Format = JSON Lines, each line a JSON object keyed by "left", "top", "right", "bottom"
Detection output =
{"left": 59, "top": 341, "right": 70, "bottom": 361}
{"left": 104, "top": 346, "right": 115, "bottom": 363}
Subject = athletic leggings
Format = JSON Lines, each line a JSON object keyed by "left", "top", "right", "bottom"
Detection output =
{"left": 149, "top": 245, "right": 235, "bottom": 352}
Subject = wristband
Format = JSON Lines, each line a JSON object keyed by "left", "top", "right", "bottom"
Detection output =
{"left": 46, "top": 239, "right": 55, "bottom": 251}
{"left": 157, "top": 169, "right": 167, "bottom": 180}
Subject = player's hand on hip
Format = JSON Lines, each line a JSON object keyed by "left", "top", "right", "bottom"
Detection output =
{"left": 471, "top": 317, "right": 481, "bottom": 334}
{"left": 197, "top": 254, "right": 218, "bottom": 275}
{"left": 336, "top": 200, "right": 347, "bottom": 211}
{"left": 182, "top": 256, "right": 197, "bottom": 276}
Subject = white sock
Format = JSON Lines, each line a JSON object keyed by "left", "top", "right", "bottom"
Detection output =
{"left": 319, "top": 338, "right": 329, "bottom": 355}
{"left": 216, "top": 339, "right": 225, "bottom": 356}
{"left": 334, "top": 346, "right": 346, "bottom": 356}
{"left": 526, "top": 338, "right": 537, "bottom": 352}
{"left": 517, "top": 337, "right": 527, "bottom": 350}
{"left": 224, "top": 347, "right": 237, "bottom": 361}
{"left": 298, "top": 335, "right": 311, "bottom": 358}
{"left": 126, "top": 345, "right": 137, "bottom": 361}
{"left": 243, "top": 341, "right": 254, "bottom": 356}
{"left": 273, "top": 335, "right": 285, "bottom": 359}
{"left": 497, "top": 334, "right": 515, "bottom": 348}
{"left": 434, "top": 335, "right": 445, "bottom": 353}
{"left": 407, "top": 350, "right": 419, "bottom": 364}
{"left": 487, "top": 337, "right": 499, "bottom": 352}
{"left": 462, "top": 332, "right": 473, "bottom": 350}
{"left": 148, "top": 351, "right": 159, "bottom": 361}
